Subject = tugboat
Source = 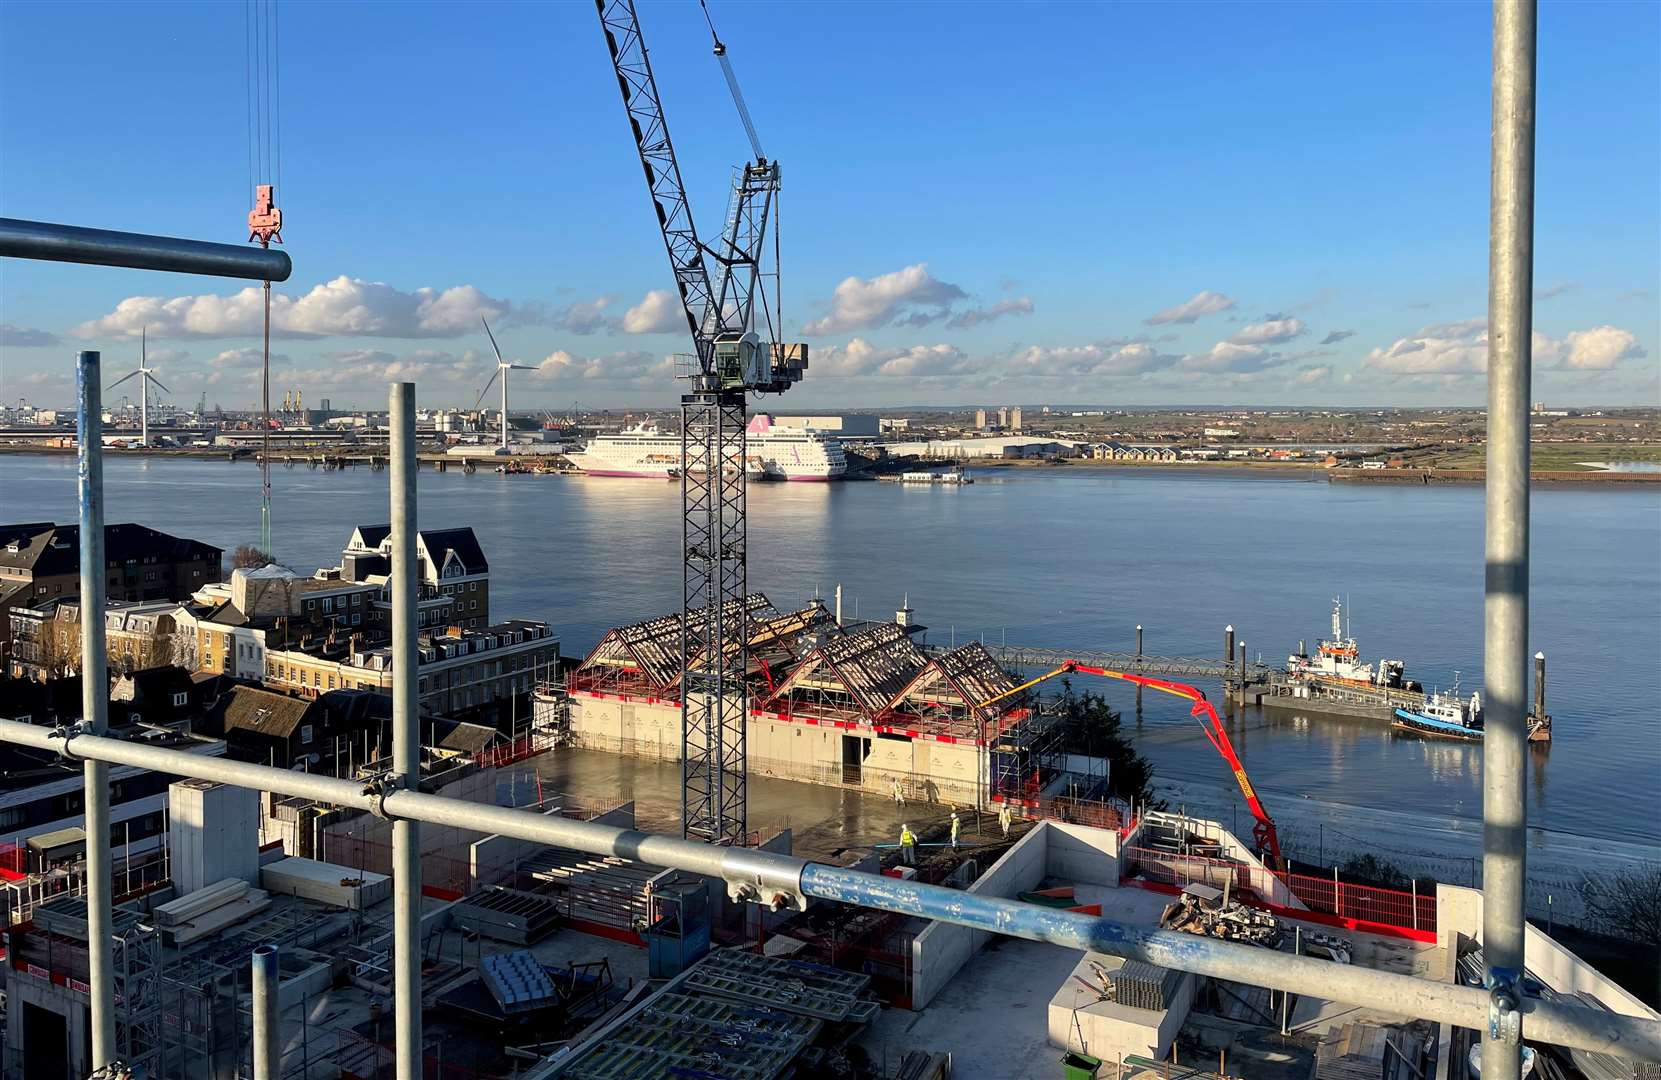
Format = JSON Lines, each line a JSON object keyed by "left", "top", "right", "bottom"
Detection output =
{"left": 1393, "top": 674, "right": 1551, "bottom": 743}
{"left": 1393, "top": 676, "right": 1484, "bottom": 741}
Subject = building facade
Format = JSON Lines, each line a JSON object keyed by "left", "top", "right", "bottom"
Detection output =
{"left": 0, "top": 522, "right": 221, "bottom": 661}
{"left": 263, "top": 619, "right": 557, "bottom": 715}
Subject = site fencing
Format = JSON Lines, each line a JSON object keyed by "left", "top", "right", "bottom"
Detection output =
{"left": 1121, "top": 845, "right": 1438, "bottom": 938}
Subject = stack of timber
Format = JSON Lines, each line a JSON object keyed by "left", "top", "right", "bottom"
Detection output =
{"left": 154, "top": 877, "right": 272, "bottom": 946}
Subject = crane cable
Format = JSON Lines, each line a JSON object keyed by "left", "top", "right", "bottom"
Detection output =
{"left": 244, "top": 0, "right": 283, "bottom": 554}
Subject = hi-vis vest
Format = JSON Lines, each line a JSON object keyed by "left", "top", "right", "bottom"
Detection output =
{"left": 900, "top": 828, "right": 916, "bottom": 846}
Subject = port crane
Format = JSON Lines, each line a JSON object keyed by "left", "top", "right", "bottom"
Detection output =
{"left": 977, "top": 662, "right": 1284, "bottom": 867}
{"left": 598, "top": 0, "right": 806, "bottom": 845}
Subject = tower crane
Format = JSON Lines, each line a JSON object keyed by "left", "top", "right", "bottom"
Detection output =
{"left": 597, "top": 0, "right": 806, "bottom": 845}
{"left": 977, "top": 663, "right": 1283, "bottom": 867}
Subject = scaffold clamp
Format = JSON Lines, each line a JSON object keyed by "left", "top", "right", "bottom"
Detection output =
{"left": 46, "top": 719, "right": 96, "bottom": 760}
{"left": 361, "top": 775, "right": 401, "bottom": 819}
{"left": 1487, "top": 967, "right": 1523, "bottom": 1044}
{"left": 720, "top": 846, "right": 809, "bottom": 912}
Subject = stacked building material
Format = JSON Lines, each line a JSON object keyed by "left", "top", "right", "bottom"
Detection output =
{"left": 516, "top": 845, "right": 657, "bottom": 933}
{"left": 682, "top": 947, "right": 881, "bottom": 1023}
{"left": 1109, "top": 960, "right": 1184, "bottom": 1012}
{"left": 261, "top": 856, "right": 391, "bottom": 910}
{"left": 480, "top": 950, "right": 560, "bottom": 1014}
{"left": 153, "top": 878, "right": 272, "bottom": 946}
{"left": 452, "top": 886, "right": 562, "bottom": 944}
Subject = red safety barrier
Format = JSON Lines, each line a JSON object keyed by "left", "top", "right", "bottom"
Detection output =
{"left": 1121, "top": 845, "right": 1436, "bottom": 940}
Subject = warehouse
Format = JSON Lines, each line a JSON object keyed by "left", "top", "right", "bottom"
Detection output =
{"left": 884, "top": 435, "right": 1079, "bottom": 459}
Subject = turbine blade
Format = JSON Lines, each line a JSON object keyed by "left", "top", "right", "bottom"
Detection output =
{"left": 481, "top": 317, "right": 505, "bottom": 365}
{"left": 107, "top": 370, "right": 140, "bottom": 389}
{"left": 508, "top": 364, "right": 536, "bottom": 371}
{"left": 473, "top": 368, "right": 500, "bottom": 411}
{"left": 146, "top": 373, "right": 171, "bottom": 394}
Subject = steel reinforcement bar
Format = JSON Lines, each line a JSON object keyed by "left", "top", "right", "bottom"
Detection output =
{"left": 1, "top": 718, "right": 1654, "bottom": 1065}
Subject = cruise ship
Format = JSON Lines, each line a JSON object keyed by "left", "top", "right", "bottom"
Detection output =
{"left": 566, "top": 414, "right": 847, "bottom": 481}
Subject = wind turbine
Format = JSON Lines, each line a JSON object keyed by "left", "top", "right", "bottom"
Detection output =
{"left": 475, "top": 318, "right": 534, "bottom": 453}
{"left": 107, "top": 327, "right": 170, "bottom": 447}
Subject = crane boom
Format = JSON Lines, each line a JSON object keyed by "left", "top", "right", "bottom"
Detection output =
{"left": 979, "top": 662, "right": 1283, "bottom": 866}
{"left": 597, "top": 0, "right": 718, "bottom": 363}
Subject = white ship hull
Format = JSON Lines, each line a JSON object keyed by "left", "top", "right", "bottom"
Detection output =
{"left": 568, "top": 415, "right": 847, "bottom": 482}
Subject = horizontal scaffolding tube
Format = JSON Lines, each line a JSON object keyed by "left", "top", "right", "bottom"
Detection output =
{"left": 2, "top": 718, "right": 1654, "bottom": 1065}
{"left": 0, "top": 217, "right": 292, "bottom": 281}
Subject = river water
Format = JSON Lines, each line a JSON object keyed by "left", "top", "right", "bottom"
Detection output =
{"left": 2, "top": 455, "right": 1656, "bottom": 906}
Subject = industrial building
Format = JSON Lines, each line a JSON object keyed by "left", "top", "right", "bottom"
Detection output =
{"left": 885, "top": 435, "right": 1079, "bottom": 460}
{"left": 771, "top": 413, "right": 881, "bottom": 440}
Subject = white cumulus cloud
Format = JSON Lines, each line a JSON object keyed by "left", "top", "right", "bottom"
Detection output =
{"left": 1229, "top": 317, "right": 1306, "bottom": 346}
{"left": 1144, "top": 290, "right": 1236, "bottom": 326}
{"left": 801, "top": 264, "right": 967, "bottom": 334}
{"left": 1364, "top": 318, "right": 1647, "bottom": 375}
{"left": 1559, "top": 326, "right": 1646, "bottom": 370}
{"left": 1178, "top": 341, "right": 1277, "bottom": 373}
{"left": 621, "top": 289, "right": 685, "bottom": 334}
{"left": 73, "top": 277, "right": 512, "bottom": 340}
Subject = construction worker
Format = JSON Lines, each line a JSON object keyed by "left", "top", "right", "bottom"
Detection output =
{"left": 891, "top": 778, "right": 905, "bottom": 806}
{"left": 949, "top": 810, "right": 961, "bottom": 850}
{"left": 899, "top": 823, "right": 917, "bottom": 867}
{"left": 998, "top": 801, "right": 1014, "bottom": 838}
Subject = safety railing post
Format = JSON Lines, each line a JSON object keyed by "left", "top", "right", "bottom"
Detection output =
{"left": 76, "top": 350, "right": 117, "bottom": 1070}
{"left": 1483, "top": 2, "right": 1537, "bottom": 1077}
{"left": 390, "top": 383, "right": 423, "bottom": 1079}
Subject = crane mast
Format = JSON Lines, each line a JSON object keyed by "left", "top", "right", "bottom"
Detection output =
{"left": 597, "top": 0, "right": 804, "bottom": 846}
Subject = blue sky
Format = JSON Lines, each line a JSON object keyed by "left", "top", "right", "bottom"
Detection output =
{"left": 2, "top": 0, "right": 1656, "bottom": 410}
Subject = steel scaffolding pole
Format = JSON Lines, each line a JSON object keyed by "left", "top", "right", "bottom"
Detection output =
{"left": 389, "top": 383, "right": 424, "bottom": 1079}
{"left": 5, "top": 719, "right": 1655, "bottom": 1065}
{"left": 252, "top": 945, "right": 280, "bottom": 1080}
{"left": 1483, "top": 2, "right": 1537, "bottom": 1078}
{"left": 76, "top": 350, "right": 118, "bottom": 1070}
{"left": 0, "top": 217, "right": 292, "bottom": 280}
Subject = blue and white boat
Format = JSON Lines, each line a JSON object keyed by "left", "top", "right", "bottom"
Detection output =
{"left": 1393, "top": 679, "right": 1484, "bottom": 741}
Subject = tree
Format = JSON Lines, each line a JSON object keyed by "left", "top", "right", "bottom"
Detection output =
{"left": 233, "top": 545, "right": 275, "bottom": 570}
{"left": 1050, "top": 686, "right": 1160, "bottom": 808}
{"left": 1578, "top": 865, "right": 1661, "bottom": 944}
{"left": 42, "top": 610, "right": 82, "bottom": 678}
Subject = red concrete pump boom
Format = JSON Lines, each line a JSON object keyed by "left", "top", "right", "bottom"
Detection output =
{"left": 979, "top": 661, "right": 1283, "bottom": 866}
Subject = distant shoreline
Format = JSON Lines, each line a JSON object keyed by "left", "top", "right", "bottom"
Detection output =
{"left": 2, "top": 443, "right": 1656, "bottom": 485}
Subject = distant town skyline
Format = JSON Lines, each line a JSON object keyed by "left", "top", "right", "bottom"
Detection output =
{"left": 2, "top": 1, "right": 1656, "bottom": 410}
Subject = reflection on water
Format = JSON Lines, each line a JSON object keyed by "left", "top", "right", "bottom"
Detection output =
{"left": 0, "top": 454, "right": 1657, "bottom": 847}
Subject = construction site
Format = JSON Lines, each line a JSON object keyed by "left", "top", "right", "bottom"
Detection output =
{"left": 0, "top": 0, "right": 1657, "bottom": 1078}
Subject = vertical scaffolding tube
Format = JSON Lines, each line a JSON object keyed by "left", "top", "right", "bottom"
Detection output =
{"left": 252, "top": 944, "right": 280, "bottom": 1080}
{"left": 1484, "top": 3, "right": 1536, "bottom": 1078}
{"left": 77, "top": 350, "right": 117, "bottom": 1069}
{"left": 389, "top": 383, "right": 424, "bottom": 1079}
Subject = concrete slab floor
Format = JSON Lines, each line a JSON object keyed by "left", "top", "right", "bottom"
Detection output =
{"left": 856, "top": 888, "right": 1174, "bottom": 1080}
{"left": 530, "top": 746, "right": 1016, "bottom": 861}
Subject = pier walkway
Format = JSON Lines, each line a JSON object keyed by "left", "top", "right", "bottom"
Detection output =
{"left": 926, "top": 642, "right": 1273, "bottom": 684}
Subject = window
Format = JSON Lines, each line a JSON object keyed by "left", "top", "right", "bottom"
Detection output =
{"left": 172, "top": 692, "right": 188, "bottom": 707}
{"left": 351, "top": 613, "right": 361, "bottom": 626}
{"left": 299, "top": 724, "right": 313, "bottom": 744}
{"left": 327, "top": 675, "right": 335, "bottom": 689}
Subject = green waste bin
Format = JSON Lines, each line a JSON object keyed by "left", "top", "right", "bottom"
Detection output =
{"left": 1061, "top": 1050, "right": 1102, "bottom": 1080}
